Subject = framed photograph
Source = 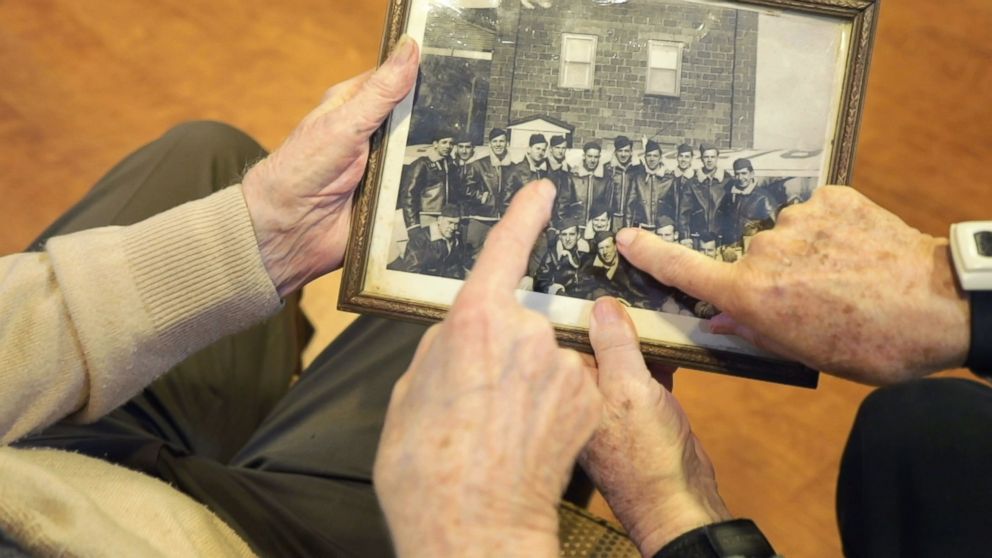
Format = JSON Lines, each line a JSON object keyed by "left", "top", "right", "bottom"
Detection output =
{"left": 340, "top": 0, "right": 879, "bottom": 388}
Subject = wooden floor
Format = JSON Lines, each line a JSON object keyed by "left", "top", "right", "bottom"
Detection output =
{"left": 2, "top": 1, "right": 990, "bottom": 556}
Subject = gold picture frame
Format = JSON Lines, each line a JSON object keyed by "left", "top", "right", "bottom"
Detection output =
{"left": 340, "top": 0, "right": 880, "bottom": 388}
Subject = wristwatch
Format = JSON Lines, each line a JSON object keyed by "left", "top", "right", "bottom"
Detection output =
{"left": 949, "top": 222, "right": 992, "bottom": 376}
{"left": 652, "top": 519, "right": 779, "bottom": 558}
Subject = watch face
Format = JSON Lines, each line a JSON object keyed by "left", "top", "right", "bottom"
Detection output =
{"left": 950, "top": 223, "right": 992, "bottom": 291}
{"left": 976, "top": 231, "right": 992, "bottom": 257}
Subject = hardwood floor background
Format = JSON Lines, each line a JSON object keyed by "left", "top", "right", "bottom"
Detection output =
{"left": 1, "top": 1, "right": 989, "bottom": 556}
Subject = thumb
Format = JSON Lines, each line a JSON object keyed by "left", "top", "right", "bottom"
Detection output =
{"left": 317, "top": 69, "right": 374, "bottom": 113}
{"left": 326, "top": 36, "right": 420, "bottom": 133}
{"left": 616, "top": 228, "right": 735, "bottom": 311}
{"left": 588, "top": 297, "right": 652, "bottom": 394}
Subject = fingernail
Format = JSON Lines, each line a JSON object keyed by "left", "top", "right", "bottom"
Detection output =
{"left": 538, "top": 179, "right": 556, "bottom": 201}
{"left": 616, "top": 228, "right": 636, "bottom": 248}
{"left": 592, "top": 297, "right": 622, "bottom": 327}
{"left": 707, "top": 313, "right": 731, "bottom": 333}
{"left": 388, "top": 35, "right": 417, "bottom": 65}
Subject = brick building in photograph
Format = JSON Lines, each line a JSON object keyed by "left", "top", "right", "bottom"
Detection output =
{"left": 487, "top": 0, "right": 757, "bottom": 149}
{"left": 416, "top": 0, "right": 758, "bottom": 150}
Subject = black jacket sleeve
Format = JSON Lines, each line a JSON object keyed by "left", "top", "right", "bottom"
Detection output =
{"left": 399, "top": 160, "right": 426, "bottom": 229}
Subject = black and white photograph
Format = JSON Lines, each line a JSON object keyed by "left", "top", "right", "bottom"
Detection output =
{"left": 345, "top": 0, "right": 876, "bottom": 384}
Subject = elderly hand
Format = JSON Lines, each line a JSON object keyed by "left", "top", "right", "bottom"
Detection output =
{"left": 374, "top": 180, "right": 602, "bottom": 557}
{"left": 242, "top": 36, "right": 419, "bottom": 297}
{"left": 580, "top": 297, "right": 731, "bottom": 557}
{"left": 617, "top": 186, "right": 970, "bottom": 385}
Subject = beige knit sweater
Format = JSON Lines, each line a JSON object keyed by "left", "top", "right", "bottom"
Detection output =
{"left": 0, "top": 185, "right": 282, "bottom": 556}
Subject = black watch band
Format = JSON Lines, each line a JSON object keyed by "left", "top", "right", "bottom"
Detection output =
{"left": 965, "top": 290, "right": 992, "bottom": 377}
{"left": 652, "top": 519, "right": 778, "bottom": 558}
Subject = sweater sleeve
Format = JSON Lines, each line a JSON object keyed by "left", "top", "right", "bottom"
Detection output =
{"left": 0, "top": 185, "right": 282, "bottom": 444}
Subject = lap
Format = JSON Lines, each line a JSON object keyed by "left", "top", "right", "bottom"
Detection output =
{"left": 30, "top": 121, "right": 267, "bottom": 248}
{"left": 18, "top": 121, "right": 614, "bottom": 556}
{"left": 159, "top": 315, "right": 427, "bottom": 557}
{"left": 20, "top": 120, "right": 304, "bottom": 461}
{"left": 837, "top": 377, "right": 992, "bottom": 557}
{"left": 20, "top": 120, "right": 431, "bottom": 556}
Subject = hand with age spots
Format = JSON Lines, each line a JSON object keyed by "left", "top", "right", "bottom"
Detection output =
{"left": 616, "top": 185, "right": 971, "bottom": 385}
{"left": 374, "top": 180, "right": 602, "bottom": 558}
{"left": 579, "top": 297, "right": 732, "bottom": 557}
{"left": 242, "top": 37, "right": 419, "bottom": 297}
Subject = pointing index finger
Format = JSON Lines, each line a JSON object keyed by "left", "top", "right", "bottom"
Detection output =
{"left": 460, "top": 179, "right": 556, "bottom": 299}
{"left": 616, "top": 228, "right": 737, "bottom": 311}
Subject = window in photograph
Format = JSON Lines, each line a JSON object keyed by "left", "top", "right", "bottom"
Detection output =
{"left": 646, "top": 40, "right": 683, "bottom": 96}
{"left": 559, "top": 33, "right": 597, "bottom": 90}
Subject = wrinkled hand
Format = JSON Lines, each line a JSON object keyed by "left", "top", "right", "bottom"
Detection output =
{"left": 242, "top": 37, "right": 419, "bottom": 296}
{"left": 374, "top": 180, "right": 602, "bottom": 558}
{"left": 580, "top": 297, "right": 730, "bottom": 557}
{"left": 617, "top": 186, "right": 970, "bottom": 385}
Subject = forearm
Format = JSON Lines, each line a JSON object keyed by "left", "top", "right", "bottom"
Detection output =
{"left": 624, "top": 491, "right": 733, "bottom": 557}
{"left": 391, "top": 526, "right": 558, "bottom": 558}
{"left": 380, "top": 473, "right": 564, "bottom": 556}
{"left": 0, "top": 185, "right": 280, "bottom": 443}
{"left": 923, "top": 238, "right": 971, "bottom": 371}
{"left": 650, "top": 519, "right": 779, "bottom": 558}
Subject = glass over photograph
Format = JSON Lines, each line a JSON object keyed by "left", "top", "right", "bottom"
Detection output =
{"left": 384, "top": 0, "right": 838, "bottom": 315}
{"left": 349, "top": 0, "right": 866, "bottom": 382}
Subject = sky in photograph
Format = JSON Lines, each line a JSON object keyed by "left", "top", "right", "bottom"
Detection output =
{"left": 753, "top": 11, "right": 847, "bottom": 150}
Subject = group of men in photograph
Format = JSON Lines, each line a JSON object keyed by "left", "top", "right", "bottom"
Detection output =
{"left": 389, "top": 126, "right": 795, "bottom": 316}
